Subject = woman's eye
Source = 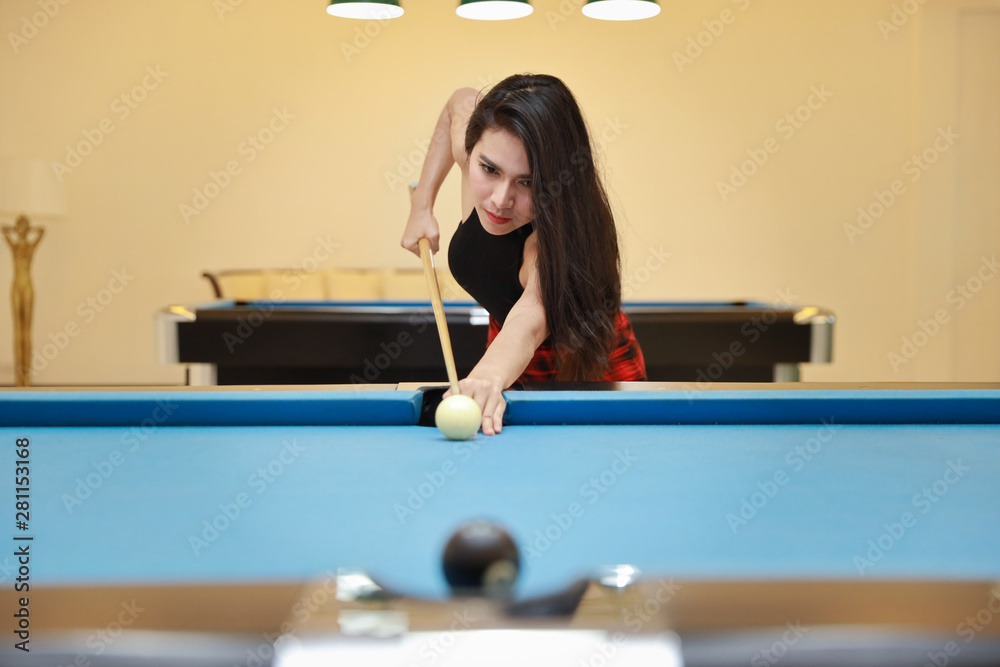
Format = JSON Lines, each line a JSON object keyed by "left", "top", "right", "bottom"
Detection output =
{"left": 480, "top": 163, "right": 496, "bottom": 174}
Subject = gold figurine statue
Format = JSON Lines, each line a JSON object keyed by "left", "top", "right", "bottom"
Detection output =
{"left": 3, "top": 216, "right": 44, "bottom": 386}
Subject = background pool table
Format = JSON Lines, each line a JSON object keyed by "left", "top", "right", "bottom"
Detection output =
{"left": 157, "top": 300, "right": 835, "bottom": 385}
{"left": 2, "top": 383, "right": 998, "bottom": 665}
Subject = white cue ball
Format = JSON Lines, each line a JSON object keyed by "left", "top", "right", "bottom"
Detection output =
{"left": 435, "top": 395, "right": 482, "bottom": 440}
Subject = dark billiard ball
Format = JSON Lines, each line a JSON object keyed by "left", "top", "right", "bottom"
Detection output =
{"left": 442, "top": 520, "right": 520, "bottom": 598}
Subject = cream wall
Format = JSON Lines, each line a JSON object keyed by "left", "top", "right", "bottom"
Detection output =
{"left": 0, "top": 0, "right": 997, "bottom": 385}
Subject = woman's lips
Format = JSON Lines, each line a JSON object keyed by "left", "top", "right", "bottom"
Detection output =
{"left": 486, "top": 210, "right": 512, "bottom": 225}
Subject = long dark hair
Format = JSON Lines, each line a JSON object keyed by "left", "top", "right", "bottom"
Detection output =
{"left": 466, "top": 74, "right": 622, "bottom": 381}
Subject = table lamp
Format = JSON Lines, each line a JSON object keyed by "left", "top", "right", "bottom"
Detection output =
{"left": 0, "top": 159, "right": 65, "bottom": 386}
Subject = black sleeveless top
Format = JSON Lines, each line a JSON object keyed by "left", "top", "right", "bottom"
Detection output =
{"left": 448, "top": 208, "right": 534, "bottom": 328}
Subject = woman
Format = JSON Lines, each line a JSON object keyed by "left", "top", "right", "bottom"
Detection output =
{"left": 401, "top": 73, "right": 645, "bottom": 435}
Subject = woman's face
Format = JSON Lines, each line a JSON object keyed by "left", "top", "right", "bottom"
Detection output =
{"left": 469, "top": 128, "right": 534, "bottom": 235}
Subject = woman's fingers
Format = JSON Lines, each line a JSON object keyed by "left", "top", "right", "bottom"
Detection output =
{"left": 456, "top": 377, "right": 506, "bottom": 436}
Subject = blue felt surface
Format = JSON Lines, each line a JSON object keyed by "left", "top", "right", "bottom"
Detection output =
{"left": 5, "top": 417, "right": 999, "bottom": 599}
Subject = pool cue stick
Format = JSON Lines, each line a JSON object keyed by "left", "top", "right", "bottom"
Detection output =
{"left": 418, "top": 237, "right": 462, "bottom": 396}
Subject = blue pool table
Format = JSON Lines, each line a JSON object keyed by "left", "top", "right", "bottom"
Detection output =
{"left": 2, "top": 383, "right": 999, "bottom": 665}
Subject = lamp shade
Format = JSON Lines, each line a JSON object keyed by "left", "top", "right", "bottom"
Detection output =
{"left": 327, "top": 0, "right": 403, "bottom": 19}
{"left": 582, "top": 0, "right": 659, "bottom": 20}
{"left": 457, "top": 0, "right": 533, "bottom": 20}
{"left": 0, "top": 158, "right": 65, "bottom": 220}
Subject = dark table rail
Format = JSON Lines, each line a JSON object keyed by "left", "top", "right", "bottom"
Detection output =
{"left": 157, "top": 301, "right": 834, "bottom": 385}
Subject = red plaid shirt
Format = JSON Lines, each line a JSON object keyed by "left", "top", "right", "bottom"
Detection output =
{"left": 487, "top": 310, "right": 647, "bottom": 383}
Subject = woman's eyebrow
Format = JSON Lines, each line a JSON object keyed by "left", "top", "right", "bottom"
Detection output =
{"left": 479, "top": 154, "right": 531, "bottom": 179}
